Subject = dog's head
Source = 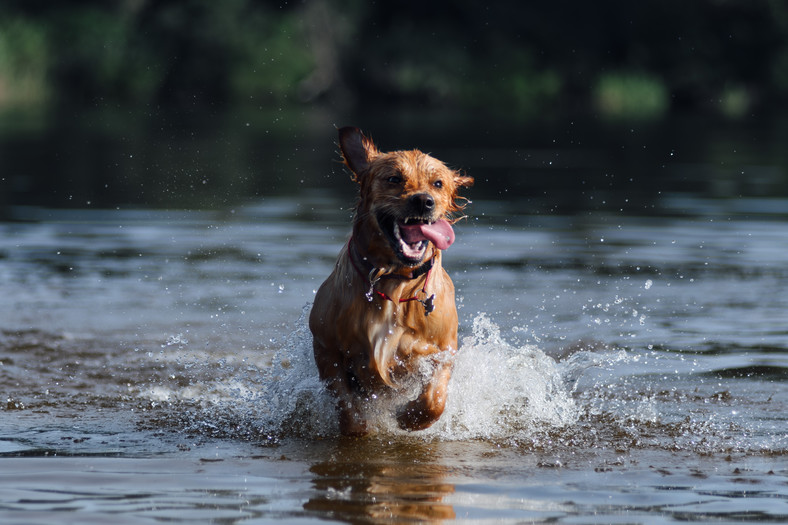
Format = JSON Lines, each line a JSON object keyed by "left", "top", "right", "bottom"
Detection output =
{"left": 339, "top": 127, "right": 473, "bottom": 268}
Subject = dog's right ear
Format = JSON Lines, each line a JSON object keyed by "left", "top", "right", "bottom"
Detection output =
{"left": 338, "top": 127, "right": 379, "bottom": 182}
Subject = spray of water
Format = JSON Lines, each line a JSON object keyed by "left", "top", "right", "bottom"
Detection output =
{"left": 140, "top": 306, "right": 592, "bottom": 442}
{"left": 424, "top": 314, "right": 579, "bottom": 441}
{"left": 136, "top": 303, "right": 785, "bottom": 455}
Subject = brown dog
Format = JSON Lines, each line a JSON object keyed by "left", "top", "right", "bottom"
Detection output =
{"left": 309, "top": 127, "right": 473, "bottom": 436}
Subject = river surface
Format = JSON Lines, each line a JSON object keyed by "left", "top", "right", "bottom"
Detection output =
{"left": 1, "top": 193, "right": 786, "bottom": 523}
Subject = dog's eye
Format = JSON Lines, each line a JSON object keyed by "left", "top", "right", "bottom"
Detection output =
{"left": 433, "top": 180, "right": 443, "bottom": 189}
{"left": 387, "top": 175, "right": 403, "bottom": 185}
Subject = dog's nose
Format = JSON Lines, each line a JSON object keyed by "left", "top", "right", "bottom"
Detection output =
{"left": 410, "top": 193, "right": 435, "bottom": 214}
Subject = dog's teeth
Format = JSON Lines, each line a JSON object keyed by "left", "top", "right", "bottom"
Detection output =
{"left": 402, "top": 217, "right": 430, "bottom": 225}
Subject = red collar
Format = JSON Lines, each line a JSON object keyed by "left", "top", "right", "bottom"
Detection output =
{"left": 347, "top": 238, "right": 436, "bottom": 316}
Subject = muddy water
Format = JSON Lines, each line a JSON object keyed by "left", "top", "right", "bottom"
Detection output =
{"left": 1, "top": 198, "right": 786, "bottom": 523}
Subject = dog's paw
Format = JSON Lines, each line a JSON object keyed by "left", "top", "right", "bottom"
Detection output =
{"left": 396, "top": 399, "right": 442, "bottom": 431}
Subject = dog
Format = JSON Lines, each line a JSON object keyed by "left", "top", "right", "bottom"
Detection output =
{"left": 309, "top": 127, "right": 473, "bottom": 436}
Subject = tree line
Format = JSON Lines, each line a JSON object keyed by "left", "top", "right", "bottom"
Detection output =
{"left": 1, "top": 0, "right": 787, "bottom": 119}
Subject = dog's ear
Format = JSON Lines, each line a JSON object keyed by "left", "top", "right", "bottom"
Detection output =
{"left": 448, "top": 171, "right": 474, "bottom": 215}
{"left": 454, "top": 172, "right": 474, "bottom": 189}
{"left": 338, "top": 127, "right": 379, "bottom": 181}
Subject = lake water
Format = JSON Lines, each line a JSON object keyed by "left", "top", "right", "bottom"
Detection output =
{"left": 1, "top": 194, "right": 786, "bottom": 523}
{"left": 1, "top": 109, "right": 787, "bottom": 523}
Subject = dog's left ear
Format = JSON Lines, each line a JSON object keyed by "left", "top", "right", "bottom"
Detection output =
{"left": 338, "top": 127, "right": 379, "bottom": 182}
{"left": 449, "top": 172, "right": 473, "bottom": 214}
{"left": 454, "top": 172, "right": 474, "bottom": 189}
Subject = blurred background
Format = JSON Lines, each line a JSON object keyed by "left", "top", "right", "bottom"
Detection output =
{"left": 1, "top": 0, "right": 787, "bottom": 217}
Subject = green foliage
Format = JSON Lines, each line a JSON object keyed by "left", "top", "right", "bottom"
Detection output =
{"left": 594, "top": 73, "right": 669, "bottom": 120}
{"left": 47, "top": 7, "right": 159, "bottom": 105}
{"left": 229, "top": 10, "right": 315, "bottom": 103}
{"left": 1, "top": 0, "right": 788, "bottom": 116}
{"left": 1, "top": 1, "right": 316, "bottom": 109}
{"left": 0, "top": 16, "right": 49, "bottom": 107}
{"left": 719, "top": 84, "right": 752, "bottom": 119}
{"left": 462, "top": 55, "right": 563, "bottom": 116}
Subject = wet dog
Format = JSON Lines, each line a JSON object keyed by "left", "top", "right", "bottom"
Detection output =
{"left": 309, "top": 127, "right": 473, "bottom": 436}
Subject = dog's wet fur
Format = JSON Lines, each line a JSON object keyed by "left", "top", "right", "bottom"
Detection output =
{"left": 309, "top": 127, "right": 473, "bottom": 436}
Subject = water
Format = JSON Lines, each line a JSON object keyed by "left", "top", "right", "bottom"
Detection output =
{"left": 1, "top": 194, "right": 786, "bottom": 523}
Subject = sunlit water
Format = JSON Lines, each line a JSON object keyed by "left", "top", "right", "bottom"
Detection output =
{"left": 1, "top": 197, "right": 786, "bottom": 523}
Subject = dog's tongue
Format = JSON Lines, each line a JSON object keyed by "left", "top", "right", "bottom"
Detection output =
{"left": 399, "top": 219, "right": 455, "bottom": 250}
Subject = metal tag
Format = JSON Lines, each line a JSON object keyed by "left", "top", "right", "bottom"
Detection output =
{"left": 420, "top": 294, "right": 435, "bottom": 316}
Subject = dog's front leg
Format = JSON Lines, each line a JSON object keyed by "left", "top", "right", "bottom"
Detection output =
{"left": 322, "top": 373, "right": 369, "bottom": 437}
{"left": 313, "top": 342, "right": 369, "bottom": 437}
{"left": 336, "top": 395, "right": 368, "bottom": 437}
{"left": 396, "top": 358, "right": 453, "bottom": 431}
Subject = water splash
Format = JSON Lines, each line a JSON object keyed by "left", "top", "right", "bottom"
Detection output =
{"left": 255, "top": 311, "right": 584, "bottom": 441}
{"left": 254, "top": 306, "right": 337, "bottom": 438}
{"left": 425, "top": 314, "right": 579, "bottom": 441}
{"left": 139, "top": 308, "right": 584, "bottom": 442}
{"left": 133, "top": 307, "right": 786, "bottom": 455}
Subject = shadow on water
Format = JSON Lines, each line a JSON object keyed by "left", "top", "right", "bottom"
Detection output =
{"left": 2, "top": 106, "right": 788, "bottom": 219}
{"left": 0, "top": 107, "right": 337, "bottom": 214}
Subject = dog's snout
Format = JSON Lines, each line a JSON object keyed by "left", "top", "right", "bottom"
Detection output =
{"left": 410, "top": 193, "right": 435, "bottom": 214}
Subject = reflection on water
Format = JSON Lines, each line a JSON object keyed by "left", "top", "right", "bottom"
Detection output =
{"left": 305, "top": 440, "right": 456, "bottom": 522}
{"left": 2, "top": 108, "right": 788, "bottom": 217}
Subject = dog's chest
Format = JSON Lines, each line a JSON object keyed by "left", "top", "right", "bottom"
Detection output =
{"left": 363, "top": 301, "right": 439, "bottom": 369}
{"left": 365, "top": 306, "right": 403, "bottom": 371}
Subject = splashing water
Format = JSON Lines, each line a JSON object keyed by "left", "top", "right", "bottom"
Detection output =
{"left": 424, "top": 314, "right": 579, "bottom": 441}
{"left": 254, "top": 306, "right": 337, "bottom": 438}
{"left": 258, "top": 310, "right": 586, "bottom": 441}
{"left": 140, "top": 304, "right": 775, "bottom": 455}
{"left": 141, "top": 307, "right": 592, "bottom": 443}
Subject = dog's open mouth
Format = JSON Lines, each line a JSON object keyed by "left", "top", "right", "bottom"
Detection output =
{"left": 380, "top": 214, "right": 456, "bottom": 264}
